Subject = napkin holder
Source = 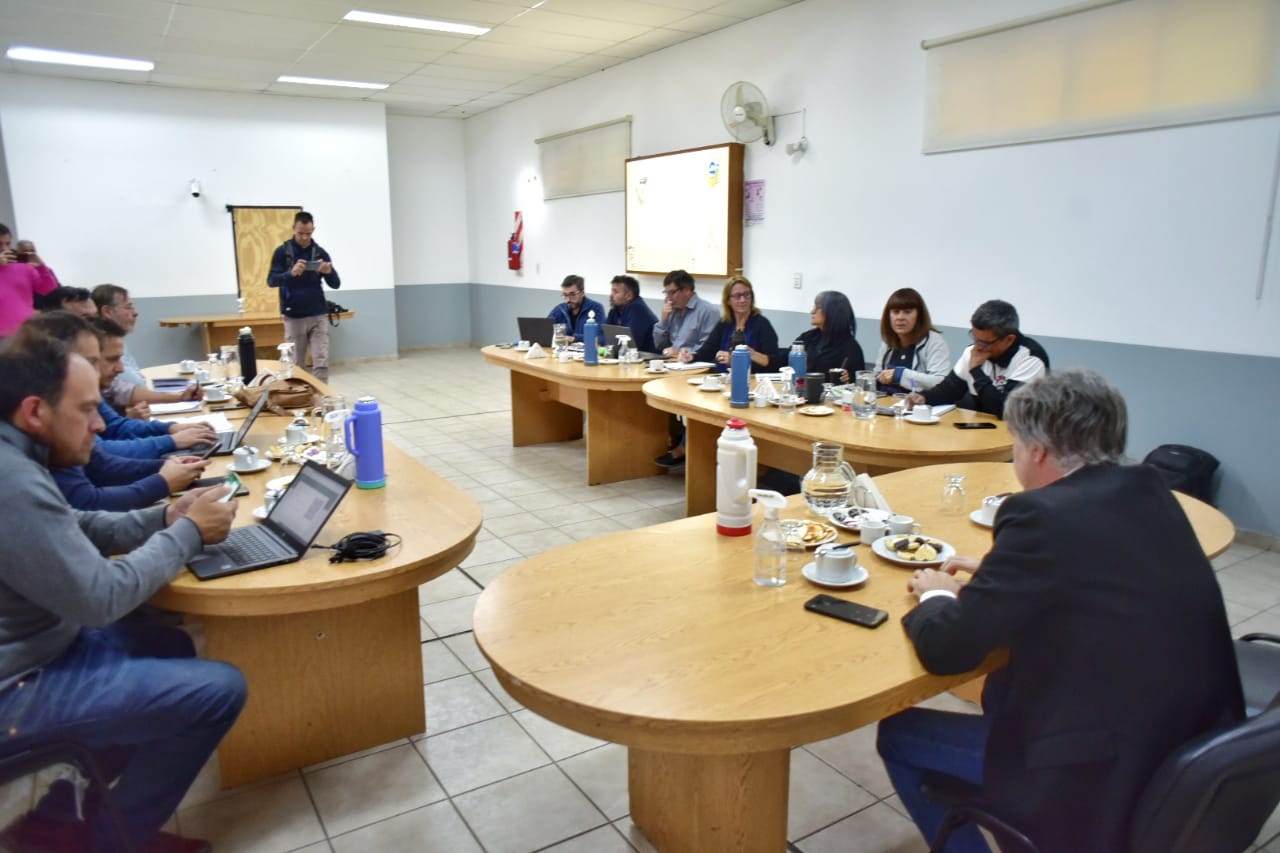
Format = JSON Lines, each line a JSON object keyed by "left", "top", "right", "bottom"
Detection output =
{"left": 524, "top": 343, "right": 548, "bottom": 360}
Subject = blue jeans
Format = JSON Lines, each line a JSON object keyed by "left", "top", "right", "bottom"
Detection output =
{"left": 0, "top": 623, "right": 247, "bottom": 851}
{"left": 877, "top": 708, "right": 992, "bottom": 853}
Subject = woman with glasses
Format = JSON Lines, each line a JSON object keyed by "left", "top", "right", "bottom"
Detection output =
{"left": 785, "top": 290, "right": 865, "bottom": 380}
{"left": 689, "top": 276, "right": 778, "bottom": 372}
{"left": 873, "top": 288, "right": 951, "bottom": 393}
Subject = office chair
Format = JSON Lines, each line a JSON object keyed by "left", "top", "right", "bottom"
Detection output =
{"left": 0, "top": 740, "right": 133, "bottom": 852}
{"left": 923, "top": 694, "right": 1280, "bottom": 853}
{"left": 1236, "top": 633, "right": 1280, "bottom": 718}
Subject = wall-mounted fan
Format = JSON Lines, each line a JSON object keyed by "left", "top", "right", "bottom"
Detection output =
{"left": 721, "top": 81, "right": 775, "bottom": 146}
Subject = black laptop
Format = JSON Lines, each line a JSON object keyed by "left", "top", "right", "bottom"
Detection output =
{"left": 187, "top": 460, "right": 352, "bottom": 580}
{"left": 516, "top": 317, "right": 555, "bottom": 347}
{"left": 601, "top": 324, "right": 662, "bottom": 360}
{"left": 179, "top": 389, "right": 271, "bottom": 459}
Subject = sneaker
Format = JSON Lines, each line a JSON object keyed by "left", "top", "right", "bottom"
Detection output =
{"left": 0, "top": 812, "right": 86, "bottom": 852}
{"left": 139, "top": 831, "right": 213, "bottom": 853}
{"left": 654, "top": 451, "right": 685, "bottom": 468}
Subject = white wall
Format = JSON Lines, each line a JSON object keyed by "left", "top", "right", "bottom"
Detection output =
{"left": 463, "top": 0, "right": 1280, "bottom": 358}
{"left": 385, "top": 114, "right": 471, "bottom": 284}
{"left": 0, "top": 74, "right": 394, "bottom": 299}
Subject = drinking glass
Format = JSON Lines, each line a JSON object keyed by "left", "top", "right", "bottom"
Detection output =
{"left": 852, "top": 370, "right": 877, "bottom": 420}
{"left": 941, "top": 473, "right": 968, "bottom": 515}
{"left": 551, "top": 323, "right": 568, "bottom": 354}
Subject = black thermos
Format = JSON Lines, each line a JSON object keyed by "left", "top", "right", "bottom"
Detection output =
{"left": 238, "top": 326, "right": 258, "bottom": 381}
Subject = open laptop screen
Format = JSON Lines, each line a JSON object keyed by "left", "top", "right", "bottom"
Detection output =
{"left": 264, "top": 460, "right": 352, "bottom": 552}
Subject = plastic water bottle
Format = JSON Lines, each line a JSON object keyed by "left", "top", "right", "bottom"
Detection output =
{"left": 344, "top": 396, "right": 387, "bottom": 489}
{"left": 238, "top": 326, "right": 258, "bottom": 382}
{"left": 583, "top": 311, "right": 599, "bottom": 366}
{"left": 749, "top": 488, "right": 788, "bottom": 587}
{"left": 730, "top": 345, "right": 750, "bottom": 408}
{"left": 716, "top": 417, "right": 757, "bottom": 536}
{"left": 788, "top": 343, "right": 807, "bottom": 397}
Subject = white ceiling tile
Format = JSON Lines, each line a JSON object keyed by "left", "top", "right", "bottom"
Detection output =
{"left": 616, "top": 27, "right": 697, "bottom": 51}
{"left": 148, "top": 73, "right": 269, "bottom": 92}
{"left": 481, "top": 24, "right": 614, "bottom": 54}
{"left": 362, "top": 0, "right": 529, "bottom": 27}
{"left": 153, "top": 54, "right": 286, "bottom": 80}
{"left": 665, "top": 10, "right": 743, "bottom": 34}
{"left": 547, "top": 53, "right": 626, "bottom": 74}
{"left": 165, "top": 6, "right": 334, "bottom": 47}
{"left": 503, "top": 8, "right": 649, "bottom": 41}
{"left": 707, "top": 0, "right": 794, "bottom": 16}
{"left": 318, "top": 23, "right": 474, "bottom": 52}
{"left": 455, "top": 39, "right": 582, "bottom": 65}
{"left": 430, "top": 52, "right": 547, "bottom": 74}
{"left": 282, "top": 61, "right": 407, "bottom": 82}
{"left": 630, "top": 0, "right": 722, "bottom": 10}
{"left": 411, "top": 64, "right": 526, "bottom": 85}
{"left": 535, "top": 0, "right": 691, "bottom": 28}
{"left": 156, "top": 38, "right": 291, "bottom": 63}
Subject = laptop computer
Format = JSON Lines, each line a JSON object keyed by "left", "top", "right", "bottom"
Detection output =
{"left": 516, "top": 317, "right": 555, "bottom": 347}
{"left": 601, "top": 324, "right": 663, "bottom": 360}
{"left": 178, "top": 390, "right": 271, "bottom": 459}
{"left": 187, "top": 459, "right": 353, "bottom": 581}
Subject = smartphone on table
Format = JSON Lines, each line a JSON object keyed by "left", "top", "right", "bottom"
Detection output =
{"left": 804, "top": 594, "right": 889, "bottom": 629}
{"left": 954, "top": 422, "right": 997, "bottom": 430}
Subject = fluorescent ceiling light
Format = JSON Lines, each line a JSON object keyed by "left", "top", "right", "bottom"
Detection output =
{"left": 343, "top": 9, "right": 490, "bottom": 36}
{"left": 277, "top": 75, "right": 388, "bottom": 90}
{"left": 6, "top": 46, "right": 153, "bottom": 72}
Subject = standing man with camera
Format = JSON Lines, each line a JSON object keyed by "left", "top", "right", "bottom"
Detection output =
{"left": 268, "top": 211, "right": 341, "bottom": 381}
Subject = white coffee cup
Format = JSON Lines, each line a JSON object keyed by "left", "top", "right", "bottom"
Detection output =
{"left": 815, "top": 543, "right": 858, "bottom": 583}
{"left": 860, "top": 519, "right": 888, "bottom": 545}
{"left": 285, "top": 423, "right": 308, "bottom": 445}
{"left": 911, "top": 404, "right": 933, "bottom": 421}
{"left": 888, "top": 514, "right": 921, "bottom": 535}
{"left": 203, "top": 385, "right": 228, "bottom": 402}
{"left": 647, "top": 359, "right": 666, "bottom": 372}
{"left": 517, "top": 339, "right": 531, "bottom": 349}
{"left": 977, "top": 495, "right": 1006, "bottom": 525}
{"left": 701, "top": 376, "right": 723, "bottom": 390}
{"left": 179, "top": 358, "right": 197, "bottom": 372}
{"left": 233, "top": 446, "right": 259, "bottom": 469}
{"left": 557, "top": 349, "right": 571, "bottom": 362}
{"left": 194, "top": 368, "right": 211, "bottom": 384}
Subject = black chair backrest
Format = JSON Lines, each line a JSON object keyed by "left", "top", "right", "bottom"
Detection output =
{"left": 1128, "top": 696, "right": 1280, "bottom": 852}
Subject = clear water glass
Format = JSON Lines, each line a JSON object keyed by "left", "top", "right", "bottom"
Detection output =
{"left": 779, "top": 393, "right": 797, "bottom": 415}
{"left": 941, "top": 473, "right": 968, "bottom": 515}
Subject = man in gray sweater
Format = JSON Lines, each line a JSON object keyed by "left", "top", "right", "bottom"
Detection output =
{"left": 0, "top": 335, "right": 245, "bottom": 853}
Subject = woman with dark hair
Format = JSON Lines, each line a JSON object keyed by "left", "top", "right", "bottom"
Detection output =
{"left": 874, "top": 288, "right": 951, "bottom": 392}
{"left": 691, "top": 275, "right": 778, "bottom": 373}
{"left": 785, "top": 290, "right": 864, "bottom": 380}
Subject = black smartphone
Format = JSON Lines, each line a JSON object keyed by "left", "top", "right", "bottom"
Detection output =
{"left": 305, "top": 259, "right": 322, "bottom": 272}
{"left": 954, "top": 422, "right": 997, "bottom": 430}
{"left": 804, "top": 594, "right": 889, "bottom": 629}
{"left": 189, "top": 475, "right": 248, "bottom": 497}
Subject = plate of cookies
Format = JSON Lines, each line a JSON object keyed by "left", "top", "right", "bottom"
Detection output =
{"left": 871, "top": 534, "right": 955, "bottom": 566}
{"left": 779, "top": 518, "right": 838, "bottom": 549}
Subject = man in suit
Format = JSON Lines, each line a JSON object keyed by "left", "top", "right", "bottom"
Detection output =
{"left": 877, "top": 368, "right": 1242, "bottom": 853}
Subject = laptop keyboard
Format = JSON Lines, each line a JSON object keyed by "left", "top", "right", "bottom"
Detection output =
{"left": 219, "top": 527, "right": 285, "bottom": 563}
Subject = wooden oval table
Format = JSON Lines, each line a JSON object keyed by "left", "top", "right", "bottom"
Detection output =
{"left": 644, "top": 377, "right": 1014, "bottom": 517}
{"left": 482, "top": 345, "right": 705, "bottom": 485}
{"left": 473, "top": 462, "right": 1233, "bottom": 853}
{"left": 146, "top": 366, "right": 482, "bottom": 787}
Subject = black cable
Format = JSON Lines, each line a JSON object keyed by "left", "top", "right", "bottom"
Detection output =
{"left": 312, "top": 530, "right": 401, "bottom": 563}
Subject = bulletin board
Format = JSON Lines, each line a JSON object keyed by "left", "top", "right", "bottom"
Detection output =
{"left": 625, "top": 142, "right": 743, "bottom": 277}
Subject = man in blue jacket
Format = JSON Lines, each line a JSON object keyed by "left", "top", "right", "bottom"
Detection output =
{"left": 605, "top": 274, "right": 658, "bottom": 353}
{"left": 267, "top": 211, "right": 340, "bottom": 380}
{"left": 547, "top": 274, "right": 605, "bottom": 342}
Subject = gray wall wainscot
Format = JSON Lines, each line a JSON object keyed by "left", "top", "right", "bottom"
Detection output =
{"left": 396, "top": 283, "right": 472, "bottom": 349}
{"left": 467, "top": 283, "right": 1279, "bottom": 538}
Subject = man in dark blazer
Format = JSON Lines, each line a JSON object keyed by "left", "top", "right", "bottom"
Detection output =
{"left": 877, "top": 368, "right": 1242, "bottom": 853}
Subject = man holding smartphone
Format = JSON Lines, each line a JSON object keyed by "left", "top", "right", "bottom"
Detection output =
{"left": 268, "top": 211, "right": 341, "bottom": 381}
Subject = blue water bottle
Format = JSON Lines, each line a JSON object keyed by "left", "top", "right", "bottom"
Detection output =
{"left": 788, "top": 342, "right": 807, "bottom": 397}
{"left": 730, "top": 345, "right": 750, "bottom": 409}
{"left": 583, "top": 310, "right": 599, "bottom": 366}
{"left": 343, "top": 396, "right": 386, "bottom": 489}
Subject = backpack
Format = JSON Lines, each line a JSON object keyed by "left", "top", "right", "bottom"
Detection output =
{"left": 1142, "top": 444, "right": 1219, "bottom": 505}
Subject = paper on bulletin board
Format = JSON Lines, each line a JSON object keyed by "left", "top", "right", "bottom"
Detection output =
{"left": 745, "top": 179, "right": 765, "bottom": 225}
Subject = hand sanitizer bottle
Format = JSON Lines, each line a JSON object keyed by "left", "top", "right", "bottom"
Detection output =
{"left": 748, "top": 488, "right": 788, "bottom": 586}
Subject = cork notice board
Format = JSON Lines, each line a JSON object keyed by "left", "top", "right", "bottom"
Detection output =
{"left": 230, "top": 205, "right": 302, "bottom": 314}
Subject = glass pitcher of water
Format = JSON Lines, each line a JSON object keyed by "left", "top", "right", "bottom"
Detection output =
{"left": 802, "top": 442, "right": 857, "bottom": 516}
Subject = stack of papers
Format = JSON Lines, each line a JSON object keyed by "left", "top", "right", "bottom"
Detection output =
{"left": 664, "top": 361, "right": 715, "bottom": 371}
{"left": 149, "top": 401, "right": 204, "bottom": 415}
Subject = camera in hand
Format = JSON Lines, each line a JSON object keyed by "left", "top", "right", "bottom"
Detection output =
{"left": 10, "top": 251, "right": 29, "bottom": 263}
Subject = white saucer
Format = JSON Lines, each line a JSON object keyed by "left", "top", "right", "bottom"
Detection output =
{"left": 969, "top": 509, "right": 994, "bottom": 529}
{"left": 644, "top": 367, "right": 667, "bottom": 374}
{"left": 906, "top": 414, "right": 941, "bottom": 425}
{"left": 228, "top": 459, "right": 271, "bottom": 474}
{"left": 252, "top": 506, "right": 269, "bottom": 520}
{"left": 801, "top": 562, "right": 870, "bottom": 588}
{"left": 281, "top": 433, "right": 321, "bottom": 445}
{"left": 697, "top": 384, "right": 724, "bottom": 392}
{"left": 177, "top": 368, "right": 195, "bottom": 375}
{"left": 514, "top": 345, "right": 532, "bottom": 352}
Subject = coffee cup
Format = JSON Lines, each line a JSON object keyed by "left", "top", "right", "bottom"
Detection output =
{"left": 203, "top": 385, "right": 228, "bottom": 402}
{"left": 232, "top": 446, "right": 259, "bottom": 470}
{"left": 647, "top": 359, "right": 666, "bottom": 372}
{"left": 517, "top": 339, "right": 531, "bottom": 349}
{"left": 557, "top": 349, "right": 571, "bottom": 362}
{"left": 860, "top": 519, "right": 888, "bottom": 544}
{"left": 194, "top": 368, "right": 211, "bottom": 385}
{"left": 910, "top": 404, "right": 933, "bottom": 421}
{"left": 888, "top": 514, "right": 921, "bottom": 535}
{"left": 285, "top": 423, "right": 308, "bottom": 445}
{"left": 815, "top": 543, "right": 859, "bottom": 584}
{"left": 179, "top": 359, "right": 197, "bottom": 372}
{"left": 977, "top": 495, "right": 1006, "bottom": 525}
{"left": 701, "top": 375, "right": 723, "bottom": 390}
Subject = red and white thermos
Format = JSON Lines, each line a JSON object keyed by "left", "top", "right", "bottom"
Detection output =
{"left": 716, "top": 417, "right": 757, "bottom": 536}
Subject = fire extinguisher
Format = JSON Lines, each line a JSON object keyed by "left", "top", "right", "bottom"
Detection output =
{"left": 507, "top": 210, "right": 523, "bottom": 271}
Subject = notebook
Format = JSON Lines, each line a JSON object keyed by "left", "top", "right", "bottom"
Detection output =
{"left": 177, "top": 390, "right": 271, "bottom": 459}
{"left": 186, "top": 460, "right": 352, "bottom": 580}
{"left": 601, "top": 324, "right": 663, "bottom": 361}
{"left": 516, "top": 317, "right": 555, "bottom": 347}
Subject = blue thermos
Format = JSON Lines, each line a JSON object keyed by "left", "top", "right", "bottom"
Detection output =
{"left": 583, "top": 311, "right": 599, "bottom": 366}
{"left": 344, "top": 396, "right": 386, "bottom": 489}
{"left": 730, "top": 344, "right": 750, "bottom": 408}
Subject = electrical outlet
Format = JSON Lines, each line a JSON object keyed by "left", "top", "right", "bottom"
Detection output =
{"left": 793, "top": 272, "right": 802, "bottom": 289}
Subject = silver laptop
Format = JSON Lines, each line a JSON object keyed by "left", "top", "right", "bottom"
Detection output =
{"left": 187, "top": 460, "right": 352, "bottom": 580}
{"left": 179, "top": 389, "right": 271, "bottom": 459}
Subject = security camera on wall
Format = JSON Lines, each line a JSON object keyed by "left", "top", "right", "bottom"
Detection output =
{"left": 190, "top": 178, "right": 202, "bottom": 198}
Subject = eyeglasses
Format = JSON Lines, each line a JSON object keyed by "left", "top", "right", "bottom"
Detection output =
{"left": 729, "top": 291, "right": 752, "bottom": 300}
{"left": 969, "top": 330, "right": 1004, "bottom": 349}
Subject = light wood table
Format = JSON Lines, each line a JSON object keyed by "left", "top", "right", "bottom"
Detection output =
{"left": 148, "top": 370, "right": 481, "bottom": 787}
{"left": 482, "top": 346, "right": 698, "bottom": 485}
{"left": 158, "top": 310, "right": 354, "bottom": 357}
{"left": 643, "top": 378, "right": 1014, "bottom": 517}
{"left": 473, "top": 462, "right": 1232, "bottom": 853}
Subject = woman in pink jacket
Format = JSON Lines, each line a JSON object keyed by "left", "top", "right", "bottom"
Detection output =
{"left": 0, "top": 224, "right": 58, "bottom": 338}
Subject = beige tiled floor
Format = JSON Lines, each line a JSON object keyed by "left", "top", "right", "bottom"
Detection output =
{"left": 6, "top": 347, "right": 1279, "bottom": 852}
